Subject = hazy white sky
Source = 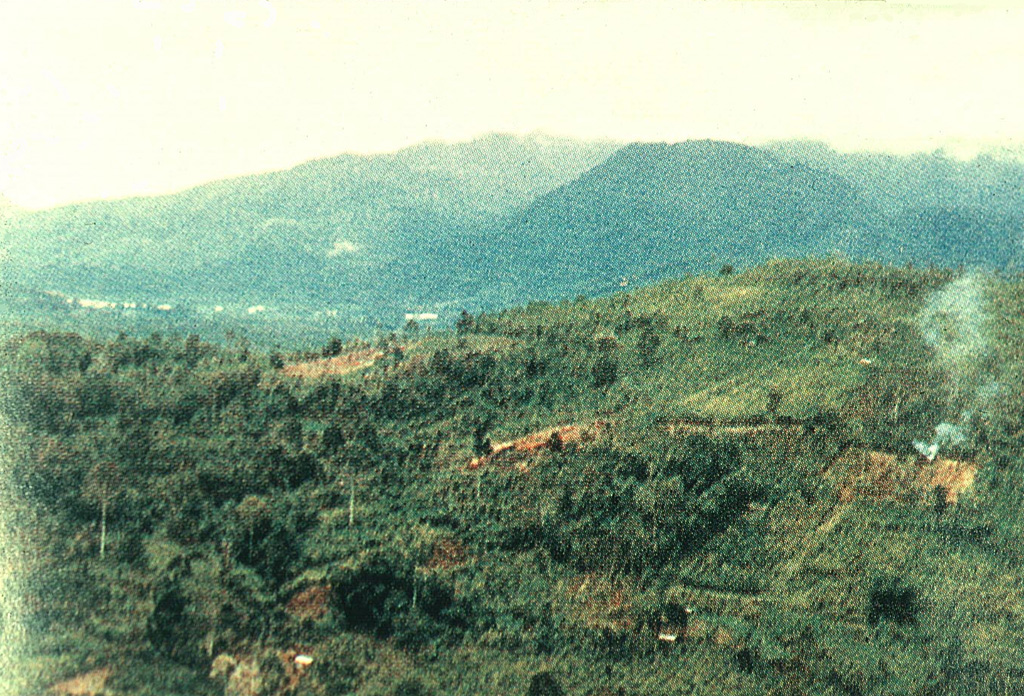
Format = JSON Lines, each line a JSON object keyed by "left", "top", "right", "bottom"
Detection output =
{"left": 2, "top": 0, "right": 1023, "bottom": 209}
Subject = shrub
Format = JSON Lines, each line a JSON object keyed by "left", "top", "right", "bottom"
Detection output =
{"left": 591, "top": 355, "right": 618, "bottom": 389}
{"left": 868, "top": 576, "right": 921, "bottom": 625}
{"left": 526, "top": 671, "right": 564, "bottom": 696}
{"left": 393, "top": 678, "right": 432, "bottom": 696}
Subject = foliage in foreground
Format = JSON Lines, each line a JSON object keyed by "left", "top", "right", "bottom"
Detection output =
{"left": 4, "top": 258, "right": 1024, "bottom": 695}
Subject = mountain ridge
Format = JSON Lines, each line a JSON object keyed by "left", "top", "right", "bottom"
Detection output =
{"left": 485, "top": 139, "right": 884, "bottom": 301}
{"left": 4, "top": 134, "right": 1024, "bottom": 346}
{"left": 1, "top": 133, "right": 622, "bottom": 307}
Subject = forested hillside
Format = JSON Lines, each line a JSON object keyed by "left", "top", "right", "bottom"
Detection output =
{"left": 767, "top": 141, "right": 1024, "bottom": 269}
{"left": 490, "top": 141, "right": 878, "bottom": 301}
{"left": 0, "top": 133, "right": 619, "bottom": 312}
{"left": 4, "top": 137, "right": 1024, "bottom": 348}
{"left": 5, "top": 258, "right": 1024, "bottom": 695}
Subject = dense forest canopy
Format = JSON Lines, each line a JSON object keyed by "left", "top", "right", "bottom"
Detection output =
{"left": 4, "top": 257, "right": 1024, "bottom": 695}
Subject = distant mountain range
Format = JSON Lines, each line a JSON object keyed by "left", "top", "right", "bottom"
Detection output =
{"left": 1, "top": 134, "right": 618, "bottom": 307}
{"left": 3, "top": 133, "right": 1023, "bottom": 343}
{"left": 487, "top": 140, "right": 873, "bottom": 301}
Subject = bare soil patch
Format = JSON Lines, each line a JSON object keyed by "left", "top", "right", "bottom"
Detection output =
{"left": 839, "top": 450, "right": 977, "bottom": 505}
{"left": 917, "top": 457, "right": 978, "bottom": 504}
{"left": 468, "top": 424, "right": 596, "bottom": 470}
{"left": 50, "top": 668, "right": 110, "bottom": 696}
{"left": 282, "top": 349, "right": 381, "bottom": 379}
{"left": 285, "top": 584, "right": 331, "bottom": 621}
{"left": 426, "top": 538, "right": 467, "bottom": 570}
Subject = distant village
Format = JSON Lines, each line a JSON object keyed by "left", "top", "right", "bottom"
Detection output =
{"left": 43, "top": 290, "right": 173, "bottom": 313}
{"left": 39, "top": 289, "right": 443, "bottom": 328}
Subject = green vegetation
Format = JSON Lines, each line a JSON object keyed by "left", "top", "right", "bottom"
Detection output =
{"left": 0, "top": 134, "right": 620, "bottom": 323}
{"left": 4, "top": 258, "right": 1024, "bottom": 695}
{"left": 4, "top": 137, "right": 1024, "bottom": 349}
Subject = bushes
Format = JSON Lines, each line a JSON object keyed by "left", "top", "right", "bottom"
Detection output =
{"left": 295, "top": 636, "right": 365, "bottom": 696}
{"left": 526, "top": 672, "right": 564, "bottom": 696}
{"left": 9, "top": 259, "right": 1024, "bottom": 694}
{"left": 502, "top": 434, "right": 758, "bottom": 575}
{"left": 868, "top": 576, "right": 921, "bottom": 626}
{"left": 328, "top": 554, "right": 467, "bottom": 647}
{"left": 591, "top": 355, "right": 618, "bottom": 390}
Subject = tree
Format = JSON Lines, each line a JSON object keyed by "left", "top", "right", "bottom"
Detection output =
{"left": 868, "top": 576, "right": 920, "bottom": 626}
{"left": 388, "top": 345, "right": 405, "bottom": 369}
{"left": 235, "top": 495, "right": 271, "bottom": 564}
{"left": 526, "top": 672, "right": 564, "bottom": 696}
{"left": 184, "top": 333, "right": 202, "bottom": 367}
{"left": 933, "top": 485, "right": 949, "bottom": 519}
{"left": 637, "top": 327, "right": 662, "bottom": 366}
{"left": 592, "top": 355, "right": 618, "bottom": 389}
{"left": 83, "top": 460, "right": 122, "bottom": 559}
{"left": 548, "top": 430, "right": 564, "bottom": 453}
{"left": 472, "top": 422, "right": 493, "bottom": 457}
{"left": 393, "top": 678, "right": 432, "bottom": 696}
{"left": 455, "top": 310, "right": 475, "bottom": 334}
{"left": 323, "top": 337, "right": 344, "bottom": 358}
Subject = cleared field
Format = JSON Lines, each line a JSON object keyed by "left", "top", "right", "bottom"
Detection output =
{"left": 281, "top": 348, "right": 382, "bottom": 378}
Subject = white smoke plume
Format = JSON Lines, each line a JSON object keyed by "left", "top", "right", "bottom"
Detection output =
{"left": 914, "top": 422, "right": 967, "bottom": 461}
{"left": 913, "top": 273, "right": 999, "bottom": 460}
{"left": 918, "top": 274, "right": 990, "bottom": 396}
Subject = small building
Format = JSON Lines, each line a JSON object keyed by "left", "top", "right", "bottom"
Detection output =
{"left": 78, "top": 298, "right": 116, "bottom": 310}
{"left": 655, "top": 604, "right": 692, "bottom": 646}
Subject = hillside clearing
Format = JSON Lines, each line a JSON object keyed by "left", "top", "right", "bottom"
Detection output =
{"left": 281, "top": 348, "right": 382, "bottom": 378}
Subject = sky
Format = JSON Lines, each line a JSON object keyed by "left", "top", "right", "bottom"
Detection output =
{"left": 2, "top": 0, "right": 1024, "bottom": 209}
